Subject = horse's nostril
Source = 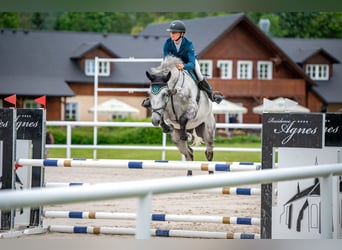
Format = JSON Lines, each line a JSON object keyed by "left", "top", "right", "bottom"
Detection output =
{"left": 152, "top": 119, "right": 160, "bottom": 126}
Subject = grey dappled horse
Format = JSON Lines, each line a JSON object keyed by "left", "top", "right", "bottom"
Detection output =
{"left": 146, "top": 56, "right": 216, "bottom": 175}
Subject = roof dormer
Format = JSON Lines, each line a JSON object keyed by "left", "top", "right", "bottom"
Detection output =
{"left": 301, "top": 48, "right": 340, "bottom": 81}
{"left": 70, "top": 42, "right": 117, "bottom": 77}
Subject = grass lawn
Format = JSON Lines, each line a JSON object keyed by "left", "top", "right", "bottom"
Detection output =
{"left": 48, "top": 142, "right": 261, "bottom": 163}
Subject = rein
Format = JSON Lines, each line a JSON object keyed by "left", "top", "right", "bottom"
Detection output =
{"left": 170, "top": 70, "right": 185, "bottom": 122}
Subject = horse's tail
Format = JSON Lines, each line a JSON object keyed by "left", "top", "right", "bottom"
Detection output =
{"left": 189, "top": 129, "right": 204, "bottom": 146}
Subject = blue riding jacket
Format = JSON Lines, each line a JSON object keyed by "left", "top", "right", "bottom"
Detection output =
{"left": 163, "top": 37, "right": 198, "bottom": 80}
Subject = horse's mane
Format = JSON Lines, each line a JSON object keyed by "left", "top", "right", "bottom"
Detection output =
{"left": 151, "top": 56, "right": 183, "bottom": 74}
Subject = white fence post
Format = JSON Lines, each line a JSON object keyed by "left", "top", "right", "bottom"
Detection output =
{"left": 162, "top": 133, "right": 167, "bottom": 160}
{"left": 320, "top": 174, "right": 334, "bottom": 239}
{"left": 66, "top": 124, "right": 71, "bottom": 159}
{"left": 136, "top": 192, "right": 152, "bottom": 239}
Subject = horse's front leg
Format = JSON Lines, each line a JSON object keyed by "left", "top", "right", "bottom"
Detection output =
{"left": 160, "top": 116, "right": 172, "bottom": 133}
{"left": 179, "top": 113, "right": 189, "bottom": 141}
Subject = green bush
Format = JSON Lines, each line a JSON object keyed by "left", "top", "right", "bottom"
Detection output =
{"left": 47, "top": 126, "right": 67, "bottom": 144}
{"left": 215, "top": 135, "right": 261, "bottom": 144}
{"left": 47, "top": 118, "right": 261, "bottom": 145}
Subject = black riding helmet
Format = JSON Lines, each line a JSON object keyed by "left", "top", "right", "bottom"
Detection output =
{"left": 166, "top": 20, "right": 186, "bottom": 33}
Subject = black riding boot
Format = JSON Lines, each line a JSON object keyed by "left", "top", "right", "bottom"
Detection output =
{"left": 198, "top": 79, "right": 224, "bottom": 104}
{"left": 141, "top": 97, "right": 151, "bottom": 108}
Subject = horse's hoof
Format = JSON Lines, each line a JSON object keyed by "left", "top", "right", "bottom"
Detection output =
{"left": 187, "top": 170, "right": 193, "bottom": 176}
{"left": 209, "top": 171, "right": 214, "bottom": 175}
{"left": 205, "top": 151, "right": 213, "bottom": 162}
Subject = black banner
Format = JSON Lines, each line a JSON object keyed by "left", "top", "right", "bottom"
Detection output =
{"left": 0, "top": 108, "right": 16, "bottom": 230}
{"left": 16, "top": 109, "right": 45, "bottom": 227}
{"left": 325, "top": 113, "right": 342, "bottom": 147}
{"left": 262, "top": 113, "right": 323, "bottom": 148}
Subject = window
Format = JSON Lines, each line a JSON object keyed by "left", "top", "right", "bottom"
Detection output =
{"left": 24, "top": 100, "right": 41, "bottom": 109}
{"left": 237, "top": 60, "right": 252, "bottom": 79}
{"left": 85, "top": 59, "right": 110, "bottom": 76}
{"left": 111, "top": 114, "right": 124, "bottom": 120}
{"left": 257, "top": 61, "right": 273, "bottom": 80}
{"left": 217, "top": 60, "right": 232, "bottom": 79}
{"left": 199, "top": 60, "right": 212, "bottom": 78}
{"left": 65, "top": 102, "right": 78, "bottom": 121}
{"left": 306, "top": 64, "right": 329, "bottom": 80}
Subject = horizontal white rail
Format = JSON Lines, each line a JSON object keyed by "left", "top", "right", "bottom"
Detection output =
{"left": 17, "top": 158, "right": 260, "bottom": 171}
{"left": 45, "top": 121, "right": 262, "bottom": 158}
{"left": 43, "top": 210, "right": 261, "bottom": 225}
{"left": 96, "top": 88, "right": 149, "bottom": 93}
{"left": 96, "top": 58, "right": 163, "bottom": 63}
{"left": 0, "top": 163, "right": 341, "bottom": 239}
{"left": 46, "top": 121, "right": 262, "bottom": 129}
{"left": 45, "top": 144, "right": 261, "bottom": 153}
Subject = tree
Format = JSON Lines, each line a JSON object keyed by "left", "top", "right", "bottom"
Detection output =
{"left": 1, "top": 12, "right": 342, "bottom": 38}
{"left": 0, "top": 13, "right": 19, "bottom": 29}
{"left": 54, "top": 12, "right": 135, "bottom": 33}
{"left": 276, "top": 12, "right": 342, "bottom": 38}
{"left": 31, "top": 13, "right": 47, "bottom": 30}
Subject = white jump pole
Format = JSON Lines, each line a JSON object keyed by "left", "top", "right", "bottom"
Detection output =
{"left": 17, "top": 158, "right": 261, "bottom": 172}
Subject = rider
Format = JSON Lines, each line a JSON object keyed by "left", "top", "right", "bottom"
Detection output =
{"left": 142, "top": 20, "right": 224, "bottom": 108}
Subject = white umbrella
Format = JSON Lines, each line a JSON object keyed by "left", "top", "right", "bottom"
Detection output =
{"left": 253, "top": 97, "right": 310, "bottom": 114}
{"left": 212, "top": 99, "right": 247, "bottom": 114}
{"left": 89, "top": 98, "right": 139, "bottom": 115}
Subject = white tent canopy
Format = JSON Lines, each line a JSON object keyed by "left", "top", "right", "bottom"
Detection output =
{"left": 212, "top": 99, "right": 247, "bottom": 114}
{"left": 89, "top": 98, "right": 139, "bottom": 115}
{"left": 253, "top": 97, "right": 310, "bottom": 114}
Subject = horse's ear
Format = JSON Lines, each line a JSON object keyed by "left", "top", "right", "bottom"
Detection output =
{"left": 146, "top": 71, "right": 154, "bottom": 81}
{"left": 163, "top": 71, "right": 171, "bottom": 82}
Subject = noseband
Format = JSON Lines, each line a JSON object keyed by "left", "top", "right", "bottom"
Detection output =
{"left": 149, "top": 70, "right": 184, "bottom": 121}
{"left": 150, "top": 82, "right": 169, "bottom": 117}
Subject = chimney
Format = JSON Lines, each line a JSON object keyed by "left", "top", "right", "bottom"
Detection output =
{"left": 259, "top": 18, "right": 270, "bottom": 34}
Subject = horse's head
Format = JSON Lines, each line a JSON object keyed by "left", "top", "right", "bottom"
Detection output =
{"left": 146, "top": 70, "right": 173, "bottom": 127}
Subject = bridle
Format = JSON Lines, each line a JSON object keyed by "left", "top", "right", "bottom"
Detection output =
{"left": 150, "top": 70, "right": 185, "bottom": 122}
{"left": 150, "top": 82, "right": 169, "bottom": 118}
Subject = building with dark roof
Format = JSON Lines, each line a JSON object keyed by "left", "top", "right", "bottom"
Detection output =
{"left": 0, "top": 13, "right": 340, "bottom": 122}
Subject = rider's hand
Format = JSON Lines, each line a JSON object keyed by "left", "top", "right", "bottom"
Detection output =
{"left": 176, "top": 64, "right": 184, "bottom": 70}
